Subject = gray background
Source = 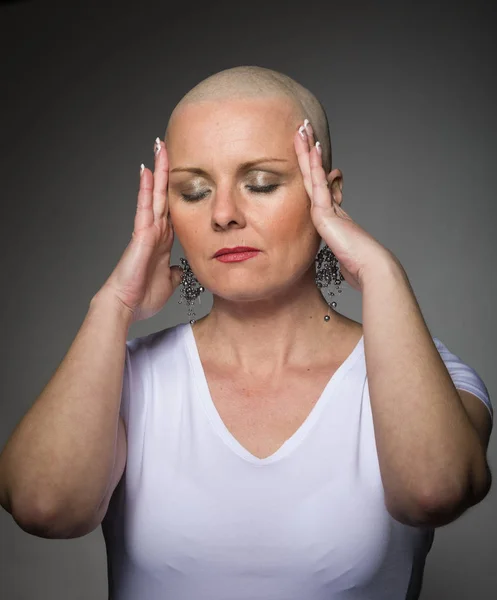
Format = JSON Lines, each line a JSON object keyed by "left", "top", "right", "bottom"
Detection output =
{"left": 0, "top": 0, "right": 495, "bottom": 598}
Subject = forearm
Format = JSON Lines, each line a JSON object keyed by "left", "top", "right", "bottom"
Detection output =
{"left": 0, "top": 291, "right": 132, "bottom": 531}
{"left": 361, "top": 257, "right": 486, "bottom": 523}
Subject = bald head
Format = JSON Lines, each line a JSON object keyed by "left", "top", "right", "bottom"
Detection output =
{"left": 165, "top": 65, "right": 332, "bottom": 174}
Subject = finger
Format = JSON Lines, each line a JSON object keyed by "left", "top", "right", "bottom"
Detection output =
{"left": 152, "top": 136, "right": 169, "bottom": 222}
{"left": 309, "top": 143, "right": 332, "bottom": 210}
{"left": 134, "top": 163, "right": 154, "bottom": 232}
{"left": 304, "top": 119, "right": 316, "bottom": 147}
{"left": 294, "top": 126, "right": 313, "bottom": 199}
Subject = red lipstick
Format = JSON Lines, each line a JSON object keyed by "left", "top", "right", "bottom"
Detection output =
{"left": 213, "top": 246, "right": 260, "bottom": 257}
{"left": 213, "top": 246, "right": 261, "bottom": 263}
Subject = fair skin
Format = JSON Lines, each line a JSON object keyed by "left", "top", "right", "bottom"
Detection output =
{"left": 166, "top": 96, "right": 362, "bottom": 379}
{"left": 152, "top": 93, "right": 491, "bottom": 520}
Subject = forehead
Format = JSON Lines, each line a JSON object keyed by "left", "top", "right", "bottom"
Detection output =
{"left": 167, "top": 96, "right": 302, "bottom": 164}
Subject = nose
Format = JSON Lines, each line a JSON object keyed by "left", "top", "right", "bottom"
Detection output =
{"left": 210, "top": 183, "right": 246, "bottom": 231}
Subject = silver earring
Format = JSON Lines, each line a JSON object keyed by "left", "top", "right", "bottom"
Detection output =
{"left": 315, "top": 244, "right": 345, "bottom": 321}
{"left": 178, "top": 246, "right": 344, "bottom": 324}
{"left": 178, "top": 257, "right": 205, "bottom": 325}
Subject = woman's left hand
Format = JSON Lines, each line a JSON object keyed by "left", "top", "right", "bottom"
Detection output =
{"left": 294, "top": 121, "right": 399, "bottom": 292}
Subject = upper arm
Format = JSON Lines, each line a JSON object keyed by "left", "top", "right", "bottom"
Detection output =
{"left": 96, "top": 415, "right": 127, "bottom": 522}
{"left": 457, "top": 389, "right": 493, "bottom": 453}
{"left": 432, "top": 336, "right": 493, "bottom": 453}
{"left": 71, "top": 416, "right": 127, "bottom": 537}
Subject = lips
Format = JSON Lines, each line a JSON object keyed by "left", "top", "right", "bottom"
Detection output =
{"left": 213, "top": 246, "right": 260, "bottom": 257}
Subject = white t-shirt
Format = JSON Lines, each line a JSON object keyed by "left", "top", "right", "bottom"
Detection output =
{"left": 102, "top": 322, "right": 493, "bottom": 600}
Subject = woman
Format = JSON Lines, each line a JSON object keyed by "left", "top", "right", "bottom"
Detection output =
{"left": 0, "top": 66, "right": 492, "bottom": 599}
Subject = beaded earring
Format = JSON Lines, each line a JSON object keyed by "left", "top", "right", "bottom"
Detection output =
{"left": 315, "top": 244, "right": 345, "bottom": 321}
{"left": 177, "top": 257, "right": 206, "bottom": 325}
{"left": 178, "top": 247, "right": 344, "bottom": 325}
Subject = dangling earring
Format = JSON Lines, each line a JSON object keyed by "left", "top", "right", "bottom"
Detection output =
{"left": 178, "top": 257, "right": 205, "bottom": 325}
{"left": 315, "top": 244, "right": 345, "bottom": 322}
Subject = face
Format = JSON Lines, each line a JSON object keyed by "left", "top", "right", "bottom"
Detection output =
{"left": 166, "top": 96, "right": 322, "bottom": 303}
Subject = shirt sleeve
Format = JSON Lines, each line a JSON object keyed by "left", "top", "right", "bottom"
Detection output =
{"left": 432, "top": 336, "right": 493, "bottom": 423}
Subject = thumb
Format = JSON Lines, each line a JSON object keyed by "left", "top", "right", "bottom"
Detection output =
{"left": 170, "top": 265, "right": 184, "bottom": 290}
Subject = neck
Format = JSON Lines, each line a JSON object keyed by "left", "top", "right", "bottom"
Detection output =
{"left": 192, "top": 268, "right": 344, "bottom": 376}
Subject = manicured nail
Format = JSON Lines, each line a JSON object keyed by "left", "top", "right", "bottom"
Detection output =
{"left": 304, "top": 119, "right": 313, "bottom": 136}
{"left": 298, "top": 125, "right": 306, "bottom": 140}
{"left": 140, "top": 163, "right": 145, "bottom": 176}
{"left": 154, "top": 137, "right": 161, "bottom": 156}
{"left": 315, "top": 141, "right": 322, "bottom": 155}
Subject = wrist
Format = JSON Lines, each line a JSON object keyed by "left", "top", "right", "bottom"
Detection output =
{"left": 90, "top": 288, "right": 135, "bottom": 328}
{"left": 359, "top": 252, "right": 407, "bottom": 291}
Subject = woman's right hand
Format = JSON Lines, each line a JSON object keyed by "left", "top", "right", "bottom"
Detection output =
{"left": 96, "top": 137, "right": 184, "bottom": 324}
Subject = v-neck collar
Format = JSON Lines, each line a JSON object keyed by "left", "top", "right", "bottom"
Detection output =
{"left": 181, "top": 321, "right": 364, "bottom": 466}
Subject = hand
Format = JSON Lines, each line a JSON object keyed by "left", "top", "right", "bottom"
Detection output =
{"left": 294, "top": 121, "right": 399, "bottom": 292}
{"left": 96, "top": 137, "right": 183, "bottom": 324}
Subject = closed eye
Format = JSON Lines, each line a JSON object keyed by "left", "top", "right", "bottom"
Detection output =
{"left": 180, "top": 184, "right": 280, "bottom": 202}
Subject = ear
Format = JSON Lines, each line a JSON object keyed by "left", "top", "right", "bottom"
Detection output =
{"left": 326, "top": 168, "right": 344, "bottom": 205}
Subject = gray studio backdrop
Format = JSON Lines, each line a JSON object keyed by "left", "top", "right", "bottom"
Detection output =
{"left": 1, "top": 0, "right": 495, "bottom": 598}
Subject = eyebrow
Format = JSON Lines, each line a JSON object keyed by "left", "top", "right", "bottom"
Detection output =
{"left": 169, "top": 157, "right": 289, "bottom": 175}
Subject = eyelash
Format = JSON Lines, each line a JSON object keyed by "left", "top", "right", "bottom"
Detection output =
{"left": 180, "top": 184, "right": 280, "bottom": 203}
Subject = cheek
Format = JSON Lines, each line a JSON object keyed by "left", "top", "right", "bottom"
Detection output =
{"left": 274, "top": 197, "right": 322, "bottom": 253}
{"left": 274, "top": 200, "right": 313, "bottom": 237}
{"left": 168, "top": 205, "right": 200, "bottom": 248}
{"left": 268, "top": 216, "right": 319, "bottom": 267}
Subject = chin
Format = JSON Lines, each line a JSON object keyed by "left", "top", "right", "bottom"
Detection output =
{"left": 210, "top": 280, "right": 291, "bottom": 303}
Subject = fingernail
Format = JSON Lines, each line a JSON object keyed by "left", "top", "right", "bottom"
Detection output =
{"left": 140, "top": 163, "right": 145, "bottom": 176}
{"left": 154, "top": 137, "right": 161, "bottom": 156}
{"left": 304, "top": 119, "right": 313, "bottom": 136}
{"left": 315, "top": 141, "right": 322, "bottom": 155}
{"left": 298, "top": 125, "right": 306, "bottom": 140}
